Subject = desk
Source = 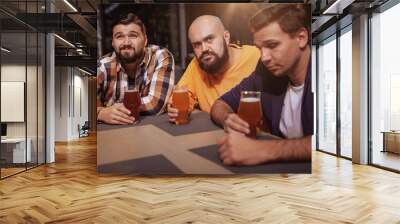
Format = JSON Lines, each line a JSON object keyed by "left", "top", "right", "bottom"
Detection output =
{"left": 1, "top": 138, "right": 31, "bottom": 164}
{"left": 382, "top": 131, "right": 400, "bottom": 154}
{"left": 97, "top": 112, "right": 311, "bottom": 175}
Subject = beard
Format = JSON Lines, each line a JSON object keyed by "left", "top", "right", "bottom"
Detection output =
{"left": 198, "top": 43, "right": 229, "bottom": 74}
{"left": 116, "top": 45, "right": 144, "bottom": 64}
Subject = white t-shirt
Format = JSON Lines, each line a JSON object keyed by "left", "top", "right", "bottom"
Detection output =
{"left": 279, "top": 83, "right": 304, "bottom": 139}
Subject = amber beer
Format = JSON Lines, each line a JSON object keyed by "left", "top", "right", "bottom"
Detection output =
{"left": 172, "top": 87, "right": 190, "bottom": 125}
{"left": 237, "top": 91, "right": 262, "bottom": 138}
{"left": 123, "top": 89, "right": 141, "bottom": 123}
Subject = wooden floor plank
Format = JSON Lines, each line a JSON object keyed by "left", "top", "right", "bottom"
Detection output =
{"left": 0, "top": 135, "right": 399, "bottom": 223}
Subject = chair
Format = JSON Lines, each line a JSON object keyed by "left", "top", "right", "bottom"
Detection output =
{"left": 78, "top": 121, "right": 90, "bottom": 138}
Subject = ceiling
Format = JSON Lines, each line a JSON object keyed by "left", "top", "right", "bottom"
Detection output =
{"left": 0, "top": 0, "right": 392, "bottom": 73}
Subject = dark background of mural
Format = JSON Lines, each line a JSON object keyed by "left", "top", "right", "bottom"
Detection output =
{"left": 97, "top": 3, "right": 274, "bottom": 78}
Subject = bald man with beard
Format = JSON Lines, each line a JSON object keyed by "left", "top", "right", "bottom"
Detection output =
{"left": 167, "top": 15, "right": 260, "bottom": 122}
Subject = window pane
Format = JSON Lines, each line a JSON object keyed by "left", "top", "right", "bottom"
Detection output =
{"left": 371, "top": 3, "right": 400, "bottom": 171}
{"left": 340, "top": 28, "right": 352, "bottom": 158}
{"left": 0, "top": 0, "right": 46, "bottom": 178}
{"left": 1, "top": 31, "right": 28, "bottom": 177}
{"left": 318, "top": 36, "right": 337, "bottom": 154}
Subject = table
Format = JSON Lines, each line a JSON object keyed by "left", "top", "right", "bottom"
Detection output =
{"left": 381, "top": 131, "right": 400, "bottom": 154}
{"left": 1, "top": 138, "right": 31, "bottom": 164}
{"left": 97, "top": 112, "right": 311, "bottom": 175}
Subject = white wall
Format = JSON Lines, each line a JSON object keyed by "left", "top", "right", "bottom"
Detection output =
{"left": 1, "top": 64, "right": 45, "bottom": 164}
{"left": 54, "top": 66, "right": 89, "bottom": 141}
{"left": 1, "top": 65, "right": 42, "bottom": 137}
{"left": 55, "top": 66, "right": 70, "bottom": 141}
{"left": 76, "top": 72, "right": 89, "bottom": 139}
{"left": 1, "top": 65, "right": 26, "bottom": 139}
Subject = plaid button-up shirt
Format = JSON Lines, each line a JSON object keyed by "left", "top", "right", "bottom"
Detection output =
{"left": 97, "top": 45, "right": 175, "bottom": 115}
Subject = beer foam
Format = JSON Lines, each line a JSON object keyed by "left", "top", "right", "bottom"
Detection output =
{"left": 173, "top": 89, "right": 187, "bottom": 93}
{"left": 241, "top": 97, "right": 260, "bottom": 103}
{"left": 125, "top": 89, "right": 139, "bottom": 93}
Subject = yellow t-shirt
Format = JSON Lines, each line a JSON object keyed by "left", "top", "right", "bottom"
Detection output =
{"left": 177, "top": 44, "right": 260, "bottom": 113}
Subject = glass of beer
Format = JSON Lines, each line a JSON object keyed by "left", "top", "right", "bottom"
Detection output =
{"left": 237, "top": 91, "right": 262, "bottom": 138}
{"left": 172, "top": 86, "right": 190, "bottom": 125}
{"left": 123, "top": 89, "right": 141, "bottom": 123}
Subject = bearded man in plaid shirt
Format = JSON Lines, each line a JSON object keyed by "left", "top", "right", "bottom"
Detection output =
{"left": 97, "top": 13, "right": 175, "bottom": 124}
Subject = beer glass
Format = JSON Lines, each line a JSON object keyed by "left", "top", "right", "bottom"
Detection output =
{"left": 123, "top": 89, "right": 141, "bottom": 123}
{"left": 237, "top": 91, "right": 262, "bottom": 138}
{"left": 172, "top": 86, "right": 190, "bottom": 125}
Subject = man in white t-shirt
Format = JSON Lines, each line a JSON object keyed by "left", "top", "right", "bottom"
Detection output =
{"left": 280, "top": 83, "right": 305, "bottom": 139}
{"left": 210, "top": 4, "right": 313, "bottom": 166}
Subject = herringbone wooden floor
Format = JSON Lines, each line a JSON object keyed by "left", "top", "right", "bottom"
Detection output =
{"left": 0, "top": 134, "right": 399, "bottom": 224}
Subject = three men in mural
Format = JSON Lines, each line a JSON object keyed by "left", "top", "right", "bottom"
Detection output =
{"left": 97, "top": 4, "right": 312, "bottom": 166}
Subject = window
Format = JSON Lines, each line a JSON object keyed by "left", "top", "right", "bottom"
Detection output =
{"left": 339, "top": 27, "right": 352, "bottom": 158}
{"left": 317, "top": 35, "right": 337, "bottom": 155}
{"left": 0, "top": 1, "right": 47, "bottom": 179}
{"left": 370, "top": 2, "right": 400, "bottom": 171}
